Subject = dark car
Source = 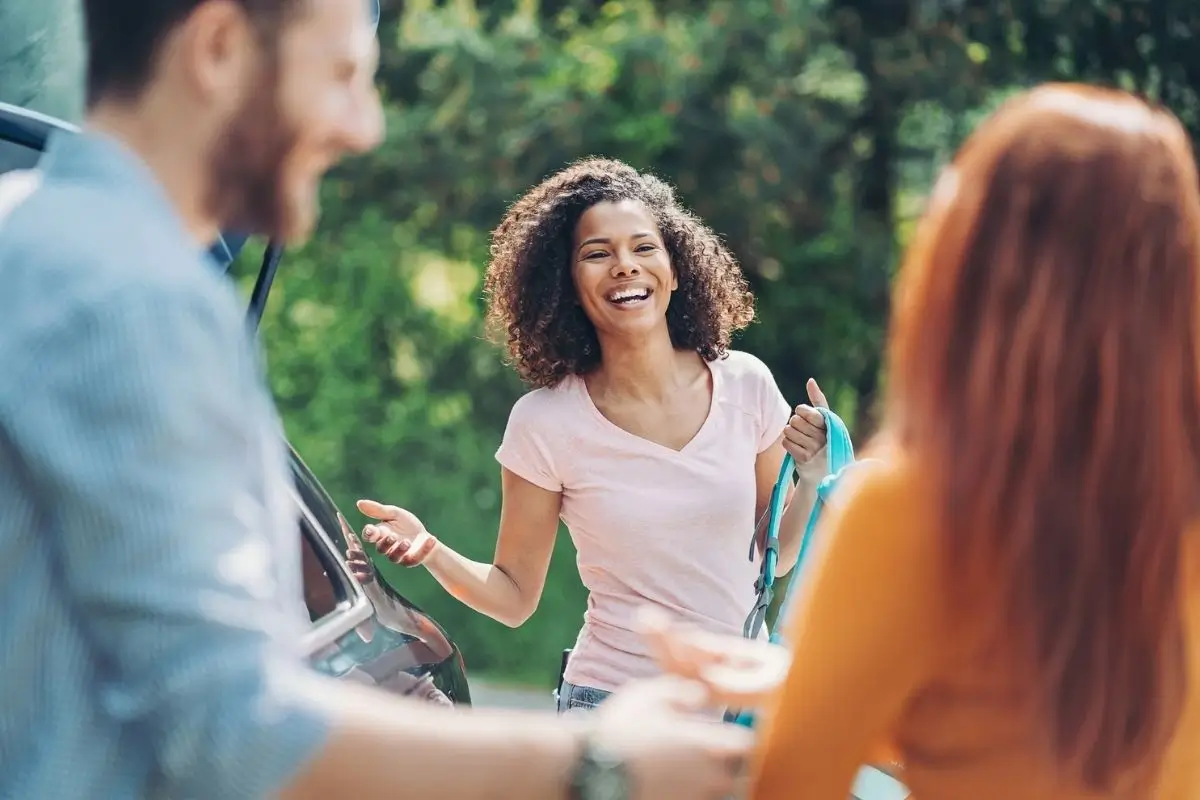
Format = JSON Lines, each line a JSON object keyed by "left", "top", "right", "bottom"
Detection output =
{"left": 0, "top": 101, "right": 471, "bottom": 706}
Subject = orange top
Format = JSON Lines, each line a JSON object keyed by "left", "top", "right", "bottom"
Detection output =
{"left": 750, "top": 454, "right": 1200, "bottom": 800}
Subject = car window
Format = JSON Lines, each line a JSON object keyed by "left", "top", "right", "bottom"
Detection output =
{"left": 0, "top": 137, "right": 41, "bottom": 176}
{"left": 299, "top": 515, "right": 347, "bottom": 623}
{"left": 290, "top": 449, "right": 348, "bottom": 548}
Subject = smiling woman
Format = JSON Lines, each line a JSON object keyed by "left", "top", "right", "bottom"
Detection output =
{"left": 351, "top": 157, "right": 842, "bottom": 713}
{"left": 485, "top": 158, "right": 754, "bottom": 389}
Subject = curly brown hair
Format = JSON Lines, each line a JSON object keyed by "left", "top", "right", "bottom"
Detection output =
{"left": 483, "top": 158, "right": 756, "bottom": 388}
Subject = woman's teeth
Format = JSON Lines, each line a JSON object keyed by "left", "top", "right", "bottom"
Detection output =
{"left": 607, "top": 288, "right": 652, "bottom": 305}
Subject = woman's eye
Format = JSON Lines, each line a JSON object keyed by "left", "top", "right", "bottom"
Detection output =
{"left": 635, "top": 244, "right": 657, "bottom": 253}
{"left": 583, "top": 251, "right": 608, "bottom": 260}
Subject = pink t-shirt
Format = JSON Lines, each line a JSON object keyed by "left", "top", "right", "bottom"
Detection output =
{"left": 495, "top": 350, "right": 791, "bottom": 692}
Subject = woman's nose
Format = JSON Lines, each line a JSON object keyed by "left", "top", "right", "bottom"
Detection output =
{"left": 610, "top": 256, "right": 640, "bottom": 278}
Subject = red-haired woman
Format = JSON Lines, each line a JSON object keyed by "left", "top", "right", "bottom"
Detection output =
{"left": 649, "top": 84, "right": 1200, "bottom": 799}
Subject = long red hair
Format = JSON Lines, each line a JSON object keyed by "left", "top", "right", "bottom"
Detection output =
{"left": 886, "top": 84, "right": 1200, "bottom": 788}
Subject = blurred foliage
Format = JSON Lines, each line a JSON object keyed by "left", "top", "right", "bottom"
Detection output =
{"left": 8, "top": 0, "right": 1199, "bottom": 685}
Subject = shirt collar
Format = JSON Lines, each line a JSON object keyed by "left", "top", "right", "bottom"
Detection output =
{"left": 39, "top": 128, "right": 201, "bottom": 247}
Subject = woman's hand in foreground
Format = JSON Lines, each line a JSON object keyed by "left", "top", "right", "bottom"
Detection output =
{"left": 356, "top": 498, "right": 441, "bottom": 567}
{"left": 639, "top": 607, "right": 792, "bottom": 710}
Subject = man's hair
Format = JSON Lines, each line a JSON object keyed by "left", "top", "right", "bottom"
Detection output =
{"left": 82, "top": 0, "right": 298, "bottom": 109}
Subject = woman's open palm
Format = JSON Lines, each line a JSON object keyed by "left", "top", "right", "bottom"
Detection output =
{"left": 356, "top": 499, "right": 440, "bottom": 567}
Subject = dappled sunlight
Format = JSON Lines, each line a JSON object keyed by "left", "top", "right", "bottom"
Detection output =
{"left": 409, "top": 252, "right": 481, "bottom": 329}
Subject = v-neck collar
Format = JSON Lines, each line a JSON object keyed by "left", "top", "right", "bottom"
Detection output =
{"left": 574, "top": 359, "right": 721, "bottom": 456}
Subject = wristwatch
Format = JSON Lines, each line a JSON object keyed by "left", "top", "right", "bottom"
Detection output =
{"left": 568, "top": 735, "right": 630, "bottom": 800}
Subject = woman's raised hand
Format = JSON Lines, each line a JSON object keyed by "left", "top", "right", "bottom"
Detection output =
{"left": 783, "top": 378, "right": 830, "bottom": 475}
{"left": 355, "top": 499, "right": 441, "bottom": 567}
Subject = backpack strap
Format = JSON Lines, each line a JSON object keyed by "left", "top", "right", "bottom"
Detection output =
{"left": 767, "top": 409, "right": 856, "bottom": 644}
{"left": 743, "top": 407, "right": 855, "bottom": 642}
{"left": 743, "top": 450, "right": 794, "bottom": 638}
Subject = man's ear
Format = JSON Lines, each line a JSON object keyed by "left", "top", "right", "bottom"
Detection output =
{"left": 175, "top": 0, "right": 257, "bottom": 107}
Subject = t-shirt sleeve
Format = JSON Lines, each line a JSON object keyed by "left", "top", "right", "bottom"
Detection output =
{"left": 495, "top": 392, "right": 563, "bottom": 492}
{"left": 756, "top": 359, "right": 792, "bottom": 453}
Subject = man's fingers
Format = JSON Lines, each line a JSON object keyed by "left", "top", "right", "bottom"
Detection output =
{"left": 356, "top": 498, "right": 402, "bottom": 520}
{"left": 637, "top": 676, "right": 712, "bottom": 715}
{"left": 806, "top": 377, "right": 829, "bottom": 409}
{"left": 662, "top": 630, "right": 731, "bottom": 677}
{"left": 638, "top": 608, "right": 729, "bottom": 682}
{"left": 679, "top": 715, "right": 755, "bottom": 758}
{"left": 638, "top": 607, "right": 696, "bottom": 672}
{"left": 645, "top": 631, "right": 706, "bottom": 681}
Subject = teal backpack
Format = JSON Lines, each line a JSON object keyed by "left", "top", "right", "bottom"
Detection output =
{"left": 730, "top": 407, "right": 910, "bottom": 800}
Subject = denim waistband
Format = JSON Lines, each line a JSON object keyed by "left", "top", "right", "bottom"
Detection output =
{"left": 556, "top": 680, "right": 612, "bottom": 714}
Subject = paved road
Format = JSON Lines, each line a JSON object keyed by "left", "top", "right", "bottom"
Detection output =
{"left": 471, "top": 679, "right": 555, "bottom": 711}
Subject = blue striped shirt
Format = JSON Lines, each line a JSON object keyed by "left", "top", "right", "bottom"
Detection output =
{"left": 0, "top": 130, "right": 329, "bottom": 798}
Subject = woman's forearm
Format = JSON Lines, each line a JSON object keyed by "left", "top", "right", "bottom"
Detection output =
{"left": 422, "top": 543, "right": 532, "bottom": 627}
{"left": 776, "top": 479, "right": 818, "bottom": 577}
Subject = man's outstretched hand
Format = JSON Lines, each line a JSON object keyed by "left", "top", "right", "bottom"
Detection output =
{"left": 594, "top": 676, "right": 755, "bottom": 799}
{"left": 639, "top": 607, "right": 792, "bottom": 711}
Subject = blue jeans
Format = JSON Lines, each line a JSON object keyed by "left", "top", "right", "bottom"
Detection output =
{"left": 556, "top": 679, "right": 612, "bottom": 714}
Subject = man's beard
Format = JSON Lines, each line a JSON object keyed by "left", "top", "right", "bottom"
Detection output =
{"left": 204, "top": 67, "right": 300, "bottom": 241}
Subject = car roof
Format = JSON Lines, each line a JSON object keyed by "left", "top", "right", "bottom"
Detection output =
{"left": 0, "top": 102, "right": 277, "bottom": 325}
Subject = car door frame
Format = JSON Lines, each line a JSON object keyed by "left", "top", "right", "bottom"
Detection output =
{"left": 292, "top": 482, "right": 376, "bottom": 655}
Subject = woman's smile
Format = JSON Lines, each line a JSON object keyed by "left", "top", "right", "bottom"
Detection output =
{"left": 604, "top": 283, "right": 654, "bottom": 309}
